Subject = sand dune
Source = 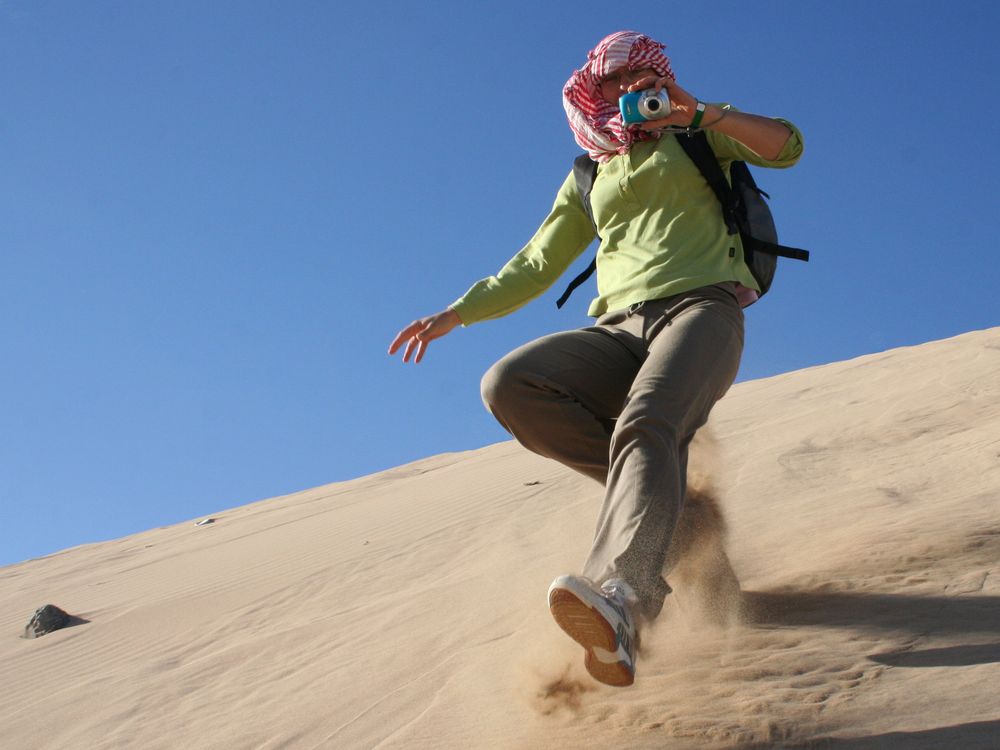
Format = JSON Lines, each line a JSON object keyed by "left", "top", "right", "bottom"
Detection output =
{"left": 2, "top": 328, "right": 999, "bottom": 749}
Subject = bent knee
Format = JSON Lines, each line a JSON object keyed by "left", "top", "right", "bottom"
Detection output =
{"left": 480, "top": 358, "right": 516, "bottom": 412}
{"left": 481, "top": 350, "right": 546, "bottom": 415}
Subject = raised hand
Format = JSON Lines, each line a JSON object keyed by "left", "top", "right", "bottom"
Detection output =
{"left": 388, "top": 308, "right": 462, "bottom": 364}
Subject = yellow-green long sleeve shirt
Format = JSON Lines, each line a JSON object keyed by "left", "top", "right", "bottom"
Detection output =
{"left": 451, "top": 112, "right": 803, "bottom": 324}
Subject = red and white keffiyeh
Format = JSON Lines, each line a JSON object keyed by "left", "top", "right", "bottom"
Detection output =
{"left": 563, "top": 31, "right": 675, "bottom": 162}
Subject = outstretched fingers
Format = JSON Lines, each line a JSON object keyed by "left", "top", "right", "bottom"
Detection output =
{"left": 389, "top": 320, "right": 422, "bottom": 356}
{"left": 406, "top": 329, "right": 429, "bottom": 363}
{"left": 389, "top": 308, "right": 461, "bottom": 364}
{"left": 390, "top": 319, "right": 435, "bottom": 363}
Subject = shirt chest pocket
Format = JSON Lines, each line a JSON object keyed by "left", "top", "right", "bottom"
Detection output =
{"left": 632, "top": 145, "right": 711, "bottom": 213}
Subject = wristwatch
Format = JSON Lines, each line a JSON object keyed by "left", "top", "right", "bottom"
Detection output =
{"left": 690, "top": 101, "right": 707, "bottom": 128}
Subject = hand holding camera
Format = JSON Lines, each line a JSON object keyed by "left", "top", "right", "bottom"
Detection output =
{"left": 616, "top": 73, "right": 702, "bottom": 130}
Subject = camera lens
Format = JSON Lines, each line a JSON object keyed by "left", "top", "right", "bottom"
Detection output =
{"left": 646, "top": 99, "right": 661, "bottom": 112}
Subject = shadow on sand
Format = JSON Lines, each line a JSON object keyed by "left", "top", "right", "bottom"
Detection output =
{"left": 868, "top": 642, "right": 1000, "bottom": 668}
{"left": 741, "top": 590, "right": 1000, "bottom": 748}
{"left": 744, "top": 589, "right": 1000, "bottom": 639}
{"left": 796, "top": 719, "right": 1000, "bottom": 749}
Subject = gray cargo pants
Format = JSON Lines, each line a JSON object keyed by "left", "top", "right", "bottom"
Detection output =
{"left": 480, "top": 283, "right": 744, "bottom": 620}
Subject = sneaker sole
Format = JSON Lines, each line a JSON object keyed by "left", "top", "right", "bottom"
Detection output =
{"left": 548, "top": 587, "right": 634, "bottom": 687}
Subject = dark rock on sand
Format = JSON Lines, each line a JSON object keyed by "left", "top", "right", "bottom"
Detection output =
{"left": 23, "top": 604, "right": 72, "bottom": 639}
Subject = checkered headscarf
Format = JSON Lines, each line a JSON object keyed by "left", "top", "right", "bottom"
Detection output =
{"left": 562, "top": 31, "right": 675, "bottom": 162}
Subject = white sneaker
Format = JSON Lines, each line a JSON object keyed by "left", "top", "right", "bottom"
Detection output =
{"left": 547, "top": 575, "right": 638, "bottom": 687}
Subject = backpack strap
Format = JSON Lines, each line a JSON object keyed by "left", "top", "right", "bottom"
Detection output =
{"left": 675, "top": 132, "right": 809, "bottom": 261}
{"left": 572, "top": 154, "right": 599, "bottom": 232}
{"left": 556, "top": 155, "right": 600, "bottom": 309}
{"left": 675, "top": 131, "right": 741, "bottom": 235}
{"left": 744, "top": 236, "right": 810, "bottom": 262}
{"left": 555, "top": 257, "right": 596, "bottom": 309}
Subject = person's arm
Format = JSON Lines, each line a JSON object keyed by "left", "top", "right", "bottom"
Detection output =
{"left": 628, "top": 74, "right": 793, "bottom": 161}
{"left": 388, "top": 170, "right": 594, "bottom": 363}
{"left": 448, "top": 172, "right": 596, "bottom": 324}
{"left": 682, "top": 104, "right": 791, "bottom": 161}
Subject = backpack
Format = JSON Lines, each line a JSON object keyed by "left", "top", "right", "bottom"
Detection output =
{"left": 555, "top": 130, "right": 809, "bottom": 309}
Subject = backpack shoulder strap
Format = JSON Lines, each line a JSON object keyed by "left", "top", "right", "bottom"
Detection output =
{"left": 676, "top": 132, "right": 810, "bottom": 262}
{"left": 674, "top": 131, "right": 740, "bottom": 235}
{"left": 572, "top": 154, "right": 599, "bottom": 232}
{"left": 556, "top": 155, "right": 600, "bottom": 309}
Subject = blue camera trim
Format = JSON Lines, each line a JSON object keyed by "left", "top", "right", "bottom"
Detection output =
{"left": 619, "top": 89, "right": 671, "bottom": 124}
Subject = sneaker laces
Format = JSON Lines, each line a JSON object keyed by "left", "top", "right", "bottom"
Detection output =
{"left": 600, "top": 578, "right": 641, "bottom": 655}
{"left": 601, "top": 578, "right": 637, "bottom": 610}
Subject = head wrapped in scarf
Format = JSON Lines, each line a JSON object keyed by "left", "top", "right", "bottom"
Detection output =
{"left": 563, "top": 31, "right": 675, "bottom": 162}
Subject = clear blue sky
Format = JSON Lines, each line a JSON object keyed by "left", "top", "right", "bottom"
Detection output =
{"left": 2, "top": 1, "right": 998, "bottom": 566}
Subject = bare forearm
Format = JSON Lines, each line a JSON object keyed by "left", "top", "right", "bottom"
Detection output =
{"left": 700, "top": 104, "right": 792, "bottom": 161}
{"left": 631, "top": 74, "right": 794, "bottom": 161}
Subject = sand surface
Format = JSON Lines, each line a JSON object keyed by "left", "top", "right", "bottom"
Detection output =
{"left": 2, "top": 328, "right": 999, "bottom": 749}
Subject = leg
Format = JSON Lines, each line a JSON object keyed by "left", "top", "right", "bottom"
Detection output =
{"left": 480, "top": 325, "right": 642, "bottom": 484}
{"left": 583, "top": 288, "right": 744, "bottom": 620}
